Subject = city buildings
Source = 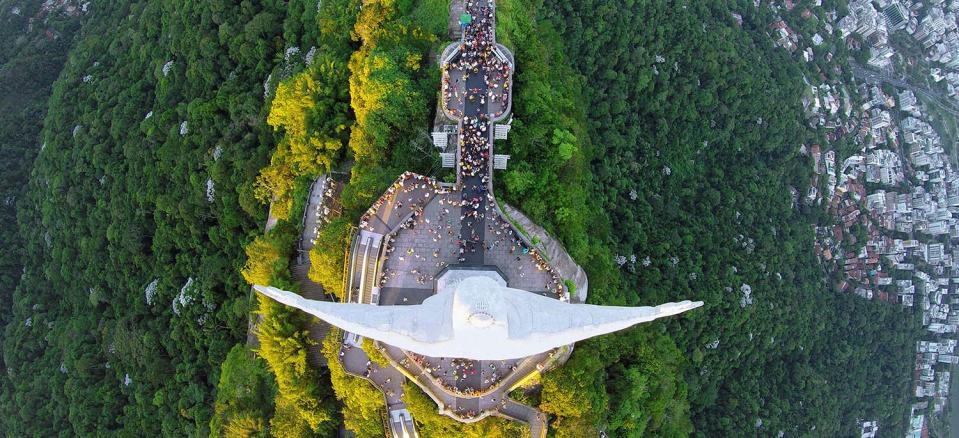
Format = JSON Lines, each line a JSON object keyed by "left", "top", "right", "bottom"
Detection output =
{"left": 805, "top": 0, "right": 959, "bottom": 431}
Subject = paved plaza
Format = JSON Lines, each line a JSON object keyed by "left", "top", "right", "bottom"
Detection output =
{"left": 483, "top": 210, "right": 557, "bottom": 294}
{"left": 360, "top": 172, "right": 446, "bottom": 235}
{"left": 409, "top": 354, "right": 521, "bottom": 394}
{"left": 442, "top": 43, "right": 512, "bottom": 121}
{"left": 379, "top": 191, "right": 461, "bottom": 290}
{"left": 377, "top": 187, "right": 555, "bottom": 294}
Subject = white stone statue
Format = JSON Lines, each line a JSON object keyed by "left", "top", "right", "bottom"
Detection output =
{"left": 254, "top": 276, "right": 702, "bottom": 360}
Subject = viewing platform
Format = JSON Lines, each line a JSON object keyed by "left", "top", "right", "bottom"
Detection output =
{"left": 440, "top": 41, "right": 514, "bottom": 122}
{"left": 353, "top": 172, "right": 562, "bottom": 303}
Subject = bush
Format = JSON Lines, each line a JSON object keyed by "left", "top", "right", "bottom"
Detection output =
{"left": 308, "top": 217, "right": 353, "bottom": 299}
{"left": 210, "top": 345, "right": 276, "bottom": 438}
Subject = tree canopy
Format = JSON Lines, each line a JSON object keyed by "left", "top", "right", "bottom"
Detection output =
{"left": 0, "top": 0, "right": 920, "bottom": 436}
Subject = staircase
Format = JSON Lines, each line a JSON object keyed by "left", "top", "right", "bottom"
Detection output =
{"left": 501, "top": 399, "right": 548, "bottom": 438}
{"left": 448, "top": 0, "right": 465, "bottom": 40}
{"left": 362, "top": 246, "right": 379, "bottom": 304}
{"left": 293, "top": 263, "right": 331, "bottom": 367}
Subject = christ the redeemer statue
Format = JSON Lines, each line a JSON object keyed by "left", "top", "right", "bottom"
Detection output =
{"left": 254, "top": 276, "right": 702, "bottom": 360}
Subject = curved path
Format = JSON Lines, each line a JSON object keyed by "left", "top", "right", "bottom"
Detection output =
{"left": 501, "top": 400, "right": 548, "bottom": 438}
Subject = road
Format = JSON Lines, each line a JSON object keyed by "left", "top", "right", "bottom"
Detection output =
{"left": 249, "top": 176, "right": 329, "bottom": 347}
{"left": 851, "top": 63, "right": 959, "bottom": 116}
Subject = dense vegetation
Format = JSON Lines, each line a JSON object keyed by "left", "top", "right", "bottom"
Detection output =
{"left": 0, "top": 0, "right": 83, "bottom": 426}
{"left": 1, "top": 0, "right": 921, "bottom": 436}
{"left": 253, "top": 286, "right": 338, "bottom": 436}
{"left": 215, "top": 0, "right": 363, "bottom": 436}
{"left": 231, "top": 184, "right": 342, "bottom": 436}
{"left": 0, "top": 0, "right": 338, "bottom": 434}
{"left": 230, "top": 0, "right": 458, "bottom": 436}
{"left": 494, "top": 0, "right": 694, "bottom": 435}
{"left": 253, "top": 0, "right": 359, "bottom": 221}
{"left": 305, "top": 0, "right": 448, "bottom": 302}
{"left": 539, "top": 0, "right": 919, "bottom": 435}
{"left": 209, "top": 344, "right": 276, "bottom": 437}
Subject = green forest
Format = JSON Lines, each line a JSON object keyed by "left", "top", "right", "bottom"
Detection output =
{"left": 0, "top": 0, "right": 342, "bottom": 434}
{"left": 538, "top": 0, "right": 919, "bottom": 435}
{"left": 0, "top": 0, "right": 920, "bottom": 436}
{"left": 0, "top": 0, "right": 84, "bottom": 433}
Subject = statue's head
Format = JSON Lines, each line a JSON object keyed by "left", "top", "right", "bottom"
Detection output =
{"left": 451, "top": 276, "right": 507, "bottom": 330}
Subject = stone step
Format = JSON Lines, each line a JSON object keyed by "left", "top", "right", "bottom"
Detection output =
{"left": 441, "top": 152, "right": 456, "bottom": 168}
{"left": 292, "top": 263, "right": 331, "bottom": 367}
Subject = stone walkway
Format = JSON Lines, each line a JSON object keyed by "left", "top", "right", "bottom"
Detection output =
{"left": 340, "top": 343, "right": 407, "bottom": 409}
{"left": 379, "top": 191, "right": 461, "bottom": 290}
{"left": 248, "top": 175, "right": 334, "bottom": 349}
{"left": 457, "top": 66, "right": 491, "bottom": 266}
{"left": 441, "top": 41, "right": 511, "bottom": 121}
{"left": 501, "top": 400, "right": 548, "bottom": 438}
{"left": 296, "top": 175, "right": 337, "bottom": 366}
{"left": 483, "top": 211, "right": 555, "bottom": 294}
{"left": 300, "top": 177, "right": 328, "bottom": 253}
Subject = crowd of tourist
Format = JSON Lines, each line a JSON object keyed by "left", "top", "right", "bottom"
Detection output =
{"left": 357, "top": 0, "right": 561, "bottom": 291}
{"left": 364, "top": 176, "right": 566, "bottom": 298}
{"left": 357, "top": 170, "right": 567, "bottom": 298}
{"left": 307, "top": 177, "right": 337, "bottom": 247}
{"left": 441, "top": 0, "right": 511, "bottom": 116}
{"left": 359, "top": 172, "right": 451, "bottom": 232}
{"left": 407, "top": 352, "right": 519, "bottom": 396}
{"left": 457, "top": 115, "right": 490, "bottom": 179}
{"left": 439, "top": 0, "right": 512, "bottom": 186}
